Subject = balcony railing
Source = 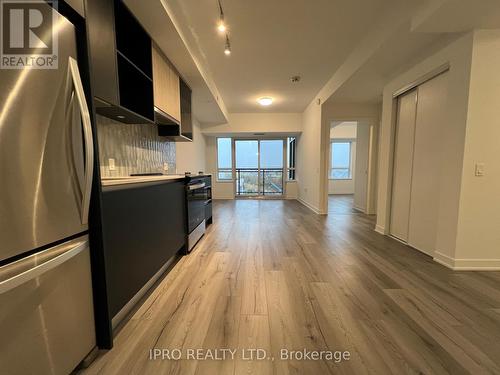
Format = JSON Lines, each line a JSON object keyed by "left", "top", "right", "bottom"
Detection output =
{"left": 235, "top": 168, "right": 283, "bottom": 196}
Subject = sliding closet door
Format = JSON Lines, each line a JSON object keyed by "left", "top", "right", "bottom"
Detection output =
{"left": 390, "top": 89, "right": 417, "bottom": 242}
{"left": 407, "top": 72, "right": 448, "bottom": 255}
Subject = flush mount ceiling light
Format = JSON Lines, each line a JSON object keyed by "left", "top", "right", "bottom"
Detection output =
{"left": 217, "top": 0, "right": 226, "bottom": 33}
{"left": 224, "top": 35, "right": 231, "bottom": 56}
{"left": 258, "top": 97, "right": 273, "bottom": 106}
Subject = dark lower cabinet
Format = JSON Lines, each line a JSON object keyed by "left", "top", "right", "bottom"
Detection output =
{"left": 205, "top": 201, "right": 212, "bottom": 225}
{"left": 101, "top": 180, "right": 186, "bottom": 319}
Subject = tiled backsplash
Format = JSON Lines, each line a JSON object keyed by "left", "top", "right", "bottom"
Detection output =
{"left": 96, "top": 115, "right": 176, "bottom": 177}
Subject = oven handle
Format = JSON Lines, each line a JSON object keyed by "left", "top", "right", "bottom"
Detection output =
{"left": 187, "top": 182, "right": 206, "bottom": 191}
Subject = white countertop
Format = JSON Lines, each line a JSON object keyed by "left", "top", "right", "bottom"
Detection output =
{"left": 101, "top": 175, "right": 186, "bottom": 186}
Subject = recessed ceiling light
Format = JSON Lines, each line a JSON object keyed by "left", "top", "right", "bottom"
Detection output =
{"left": 258, "top": 97, "right": 273, "bottom": 106}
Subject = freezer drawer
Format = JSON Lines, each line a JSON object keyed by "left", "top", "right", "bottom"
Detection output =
{"left": 0, "top": 236, "right": 96, "bottom": 375}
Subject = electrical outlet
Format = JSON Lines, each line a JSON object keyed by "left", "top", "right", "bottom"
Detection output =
{"left": 163, "top": 163, "right": 169, "bottom": 172}
{"left": 109, "top": 158, "right": 116, "bottom": 171}
{"left": 475, "top": 162, "right": 485, "bottom": 177}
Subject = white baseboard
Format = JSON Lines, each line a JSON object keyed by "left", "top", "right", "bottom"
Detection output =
{"left": 374, "top": 224, "right": 385, "bottom": 235}
{"left": 297, "top": 198, "right": 320, "bottom": 214}
{"left": 434, "top": 251, "right": 500, "bottom": 271}
{"left": 353, "top": 205, "right": 365, "bottom": 213}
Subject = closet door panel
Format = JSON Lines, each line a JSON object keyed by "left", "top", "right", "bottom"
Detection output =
{"left": 390, "top": 89, "right": 417, "bottom": 242}
{"left": 408, "top": 72, "right": 448, "bottom": 255}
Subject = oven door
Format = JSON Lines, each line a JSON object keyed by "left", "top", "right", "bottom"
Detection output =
{"left": 187, "top": 182, "right": 207, "bottom": 234}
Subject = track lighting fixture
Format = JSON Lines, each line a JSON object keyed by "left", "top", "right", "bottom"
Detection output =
{"left": 217, "top": 0, "right": 226, "bottom": 33}
{"left": 216, "top": 0, "right": 232, "bottom": 56}
{"left": 224, "top": 35, "right": 231, "bottom": 56}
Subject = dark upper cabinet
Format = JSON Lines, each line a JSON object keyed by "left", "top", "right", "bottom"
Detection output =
{"left": 114, "top": 3, "right": 152, "bottom": 78}
{"left": 85, "top": 0, "right": 154, "bottom": 123}
{"left": 180, "top": 78, "right": 193, "bottom": 140}
{"left": 85, "top": 0, "right": 118, "bottom": 106}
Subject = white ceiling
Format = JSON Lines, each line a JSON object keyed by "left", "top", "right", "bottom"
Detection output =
{"left": 329, "top": 25, "right": 459, "bottom": 104}
{"left": 411, "top": 0, "right": 500, "bottom": 33}
{"left": 167, "top": 0, "right": 400, "bottom": 113}
{"left": 327, "top": 0, "right": 500, "bottom": 105}
{"left": 125, "top": 0, "right": 500, "bottom": 121}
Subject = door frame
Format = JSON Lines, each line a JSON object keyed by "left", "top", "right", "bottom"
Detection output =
{"left": 322, "top": 118, "right": 379, "bottom": 215}
{"left": 388, "top": 65, "right": 450, "bottom": 230}
{"left": 232, "top": 137, "right": 287, "bottom": 199}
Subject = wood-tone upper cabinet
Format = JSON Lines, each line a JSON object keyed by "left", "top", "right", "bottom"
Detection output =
{"left": 152, "top": 43, "right": 181, "bottom": 123}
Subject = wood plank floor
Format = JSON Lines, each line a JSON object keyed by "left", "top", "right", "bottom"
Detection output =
{"left": 81, "top": 198, "right": 500, "bottom": 375}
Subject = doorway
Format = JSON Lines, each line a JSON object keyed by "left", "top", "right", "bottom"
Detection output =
{"left": 327, "top": 121, "right": 371, "bottom": 213}
{"left": 233, "top": 139, "right": 285, "bottom": 197}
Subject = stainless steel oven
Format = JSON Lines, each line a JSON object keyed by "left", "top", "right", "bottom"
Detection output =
{"left": 186, "top": 177, "right": 211, "bottom": 252}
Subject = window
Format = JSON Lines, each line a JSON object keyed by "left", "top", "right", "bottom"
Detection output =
{"left": 330, "top": 141, "right": 352, "bottom": 179}
{"left": 287, "top": 137, "right": 296, "bottom": 180}
{"left": 217, "top": 138, "right": 232, "bottom": 180}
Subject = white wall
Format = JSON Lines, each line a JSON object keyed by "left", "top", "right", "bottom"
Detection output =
{"left": 354, "top": 122, "right": 370, "bottom": 211}
{"left": 203, "top": 112, "right": 304, "bottom": 200}
{"left": 297, "top": 100, "right": 323, "bottom": 213}
{"left": 453, "top": 30, "right": 500, "bottom": 268}
{"left": 328, "top": 175, "right": 355, "bottom": 195}
{"left": 329, "top": 122, "right": 357, "bottom": 138}
{"left": 175, "top": 118, "right": 207, "bottom": 174}
{"left": 376, "top": 30, "right": 500, "bottom": 270}
{"left": 285, "top": 181, "right": 298, "bottom": 199}
{"left": 376, "top": 32, "right": 473, "bottom": 265}
{"left": 201, "top": 112, "right": 302, "bottom": 135}
{"left": 328, "top": 122, "right": 357, "bottom": 195}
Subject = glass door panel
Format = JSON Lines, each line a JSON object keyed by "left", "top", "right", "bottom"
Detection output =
{"left": 234, "top": 139, "right": 285, "bottom": 197}
{"left": 259, "top": 140, "right": 284, "bottom": 195}
{"left": 235, "top": 140, "right": 259, "bottom": 196}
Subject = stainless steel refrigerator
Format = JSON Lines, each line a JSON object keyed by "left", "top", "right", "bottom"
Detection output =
{"left": 0, "top": 4, "right": 96, "bottom": 374}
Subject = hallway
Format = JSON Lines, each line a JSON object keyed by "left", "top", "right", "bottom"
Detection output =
{"left": 83, "top": 200, "right": 500, "bottom": 375}
{"left": 328, "top": 194, "right": 359, "bottom": 215}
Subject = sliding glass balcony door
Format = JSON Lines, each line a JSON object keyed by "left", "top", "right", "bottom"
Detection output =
{"left": 235, "top": 140, "right": 260, "bottom": 196}
{"left": 234, "top": 139, "right": 285, "bottom": 197}
{"left": 259, "top": 140, "right": 284, "bottom": 195}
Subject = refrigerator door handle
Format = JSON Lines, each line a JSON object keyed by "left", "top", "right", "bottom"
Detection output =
{"left": 0, "top": 240, "right": 88, "bottom": 295}
{"left": 69, "top": 57, "right": 94, "bottom": 225}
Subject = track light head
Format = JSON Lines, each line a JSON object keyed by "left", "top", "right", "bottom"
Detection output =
{"left": 217, "top": 0, "right": 226, "bottom": 33}
{"left": 224, "top": 35, "right": 231, "bottom": 55}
